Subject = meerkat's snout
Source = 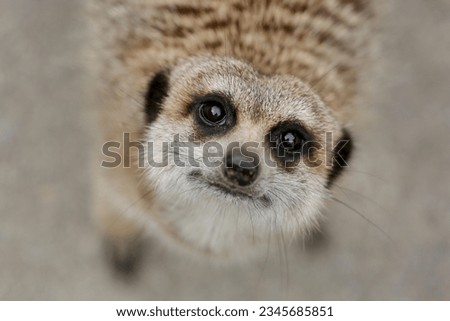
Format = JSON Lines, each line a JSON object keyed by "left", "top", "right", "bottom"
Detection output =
{"left": 223, "top": 149, "right": 260, "bottom": 187}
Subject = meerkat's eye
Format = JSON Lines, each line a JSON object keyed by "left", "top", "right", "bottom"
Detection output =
{"left": 279, "top": 130, "right": 305, "bottom": 153}
{"left": 268, "top": 121, "right": 313, "bottom": 162}
{"left": 199, "top": 101, "right": 227, "bottom": 125}
{"left": 191, "top": 94, "right": 236, "bottom": 136}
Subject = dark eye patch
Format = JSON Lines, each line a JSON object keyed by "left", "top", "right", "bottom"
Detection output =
{"left": 189, "top": 93, "right": 236, "bottom": 137}
{"left": 144, "top": 69, "right": 170, "bottom": 124}
{"left": 326, "top": 128, "right": 353, "bottom": 188}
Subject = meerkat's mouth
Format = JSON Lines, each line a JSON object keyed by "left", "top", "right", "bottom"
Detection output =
{"left": 188, "top": 170, "right": 272, "bottom": 207}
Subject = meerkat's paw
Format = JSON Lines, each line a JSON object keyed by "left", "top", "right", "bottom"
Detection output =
{"left": 103, "top": 235, "right": 143, "bottom": 276}
{"left": 95, "top": 199, "right": 144, "bottom": 276}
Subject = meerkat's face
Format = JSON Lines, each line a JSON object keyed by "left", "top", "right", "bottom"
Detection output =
{"left": 141, "top": 56, "right": 352, "bottom": 258}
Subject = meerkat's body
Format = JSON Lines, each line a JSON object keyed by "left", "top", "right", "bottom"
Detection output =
{"left": 90, "top": 0, "right": 374, "bottom": 270}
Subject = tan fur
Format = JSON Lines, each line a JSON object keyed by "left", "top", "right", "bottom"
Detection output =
{"left": 89, "top": 0, "right": 375, "bottom": 264}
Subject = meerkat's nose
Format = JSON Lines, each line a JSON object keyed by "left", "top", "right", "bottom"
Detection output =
{"left": 223, "top": 150, "right": 259, "bottom": 187}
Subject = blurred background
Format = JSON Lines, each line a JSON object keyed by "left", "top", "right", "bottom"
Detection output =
{"left": 1, "top": 0, "right": 449, "bottom": 300}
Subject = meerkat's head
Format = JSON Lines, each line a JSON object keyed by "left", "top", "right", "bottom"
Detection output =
{"left": 140, "top": 56, "right": 352, "bottom": 259}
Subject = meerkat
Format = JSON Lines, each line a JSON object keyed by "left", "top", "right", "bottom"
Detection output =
{"left": 89, "top": 0, "right": 375, "bottom": 272}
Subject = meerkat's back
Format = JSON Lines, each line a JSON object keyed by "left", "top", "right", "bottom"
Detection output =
{"left": 92, "top": 0, "right": 372, "bottom": 115}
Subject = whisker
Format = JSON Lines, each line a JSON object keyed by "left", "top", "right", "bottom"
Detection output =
{"left": 205, "top": 200, "right": 222, "bottom": 250}
{"left": 248, "top": 209, "right": 256, "bottom": 244}
{"left": 345, "top": 168, "right": 390, "bottom": 184}
{"left": 333, "top": 184, "right": 393, "bottom": 217}
{"left": 330, "top": 196, "right": 393, "bottom": 242}
{"left": 279, "top": 230, "right": 290, "bottom": 298}
{"left": 255, "top": 220, "right": 272, "bottom": 287}
{"left": 309, "top": 62, "right": 342, "bottom": 90}
{"left": 118, "top": 188, "right": 154, "bottom": 218}
{"left": 116, "top": 87, "right": 144, "bottom": 108}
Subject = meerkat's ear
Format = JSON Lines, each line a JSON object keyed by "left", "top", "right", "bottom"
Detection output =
{"left": 144, "top": 69, "right": 171, "bottom": 124}
{"left": 326, "top": 128, "right": 353, "bottom": 188}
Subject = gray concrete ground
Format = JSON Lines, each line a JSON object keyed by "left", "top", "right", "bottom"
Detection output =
{"left": 1, "top": 0, "right": 449, "bottom": 300}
